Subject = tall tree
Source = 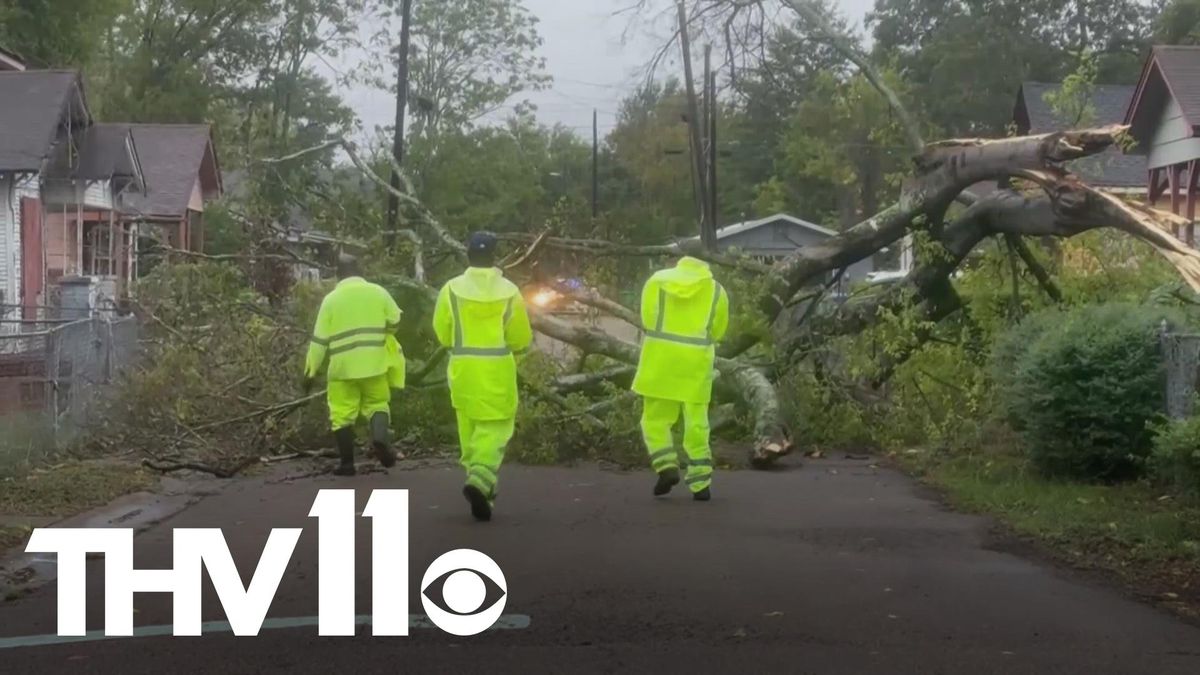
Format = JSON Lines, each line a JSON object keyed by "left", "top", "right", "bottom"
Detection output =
{"left": 0, "top": 0, "right": 129, "bottom": 68}
{"left": 605, "top": 80, "right": 705, "bottom": 242}
{"left": 376, "top": 0, "right": 549, "bottom": 140}
{"left": 868, "top": 0, "right": 1157, "bottom": 134}
{"left": 1156, "top": 0, "right": 1200, "bottom": 44}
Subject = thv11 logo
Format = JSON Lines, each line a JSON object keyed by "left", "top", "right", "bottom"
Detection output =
{"left": 25, "top": 489, "right": 507, "bottom": 637}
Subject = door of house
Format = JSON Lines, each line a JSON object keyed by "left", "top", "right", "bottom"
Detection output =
{"left": 20, "top": 197, "right": 43, "bottom": 319}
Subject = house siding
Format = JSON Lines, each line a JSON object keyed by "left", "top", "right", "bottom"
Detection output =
{"left": 1148, "top": 97, "right": 1200, "bottom": 168}
{"left": 42, "top": 180, "right": 113, "bottom": 210}
{"left": 83, "top": 180, "right": 113, "bottom": 210}
{"left": 0, "top": 175, "right": 13, "bottom": 305}
{"left": 187, "top": 177, "right": 204, "bottom": 213}
{"left": 0, "top": 174, "right": 39, "bottom": 308}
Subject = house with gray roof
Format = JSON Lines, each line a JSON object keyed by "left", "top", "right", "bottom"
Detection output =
{"left": 119, "top": 124, "right": 222, "bottom": 253}
{"left": 0, "top": 69, "right": 221, "bottom": 323}
{"left": 0, "top": 70, "right": 146, "bottom": 320}
{"left": 1125, "top": 45, "right": 1200, "bottom": 243}
{"left": 688, "top": 213, "right": 875, "bottom": 294}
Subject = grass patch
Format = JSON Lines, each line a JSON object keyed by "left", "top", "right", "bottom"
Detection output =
{"left": 0, "top": 461, "right": 154, "bottom": 518}
{"left": 0, "top": 413, "right": 57, "bottom": 479}
{"left": 0, "top": 527, "right": 30, "bottom": 556}
{"left": 900, "top": 450, "right": 1200, "bottom": 613}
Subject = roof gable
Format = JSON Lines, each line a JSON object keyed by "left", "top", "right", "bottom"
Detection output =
{"left": 714, "top": 213, "right": 836, "bottom": 240}
{"left": 1126, "top": 46, "right": 1200, "bottom": 140}
{"left": 0, "top": 70, "right": 89, "bottom": 172}
{"left": 122, "top": 124, "right": 221, "bottom": 218}
{"left": 46, "top": 123, "right": 144, "bottom": 186}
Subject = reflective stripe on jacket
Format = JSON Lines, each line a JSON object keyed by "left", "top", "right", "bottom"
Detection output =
{"left": 305, "top": 277, "right": 402, "bottom": 381}
{"left": 631, "top": 257, "right": 730, "bottom": 404}
{"left": 433, "top": 267, "right": 533, "bottom": 420}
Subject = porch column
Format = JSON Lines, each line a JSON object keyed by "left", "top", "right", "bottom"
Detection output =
{"left": 1170, "top": 163, "right": 1184, "bottom": 238}
{"left": 1188, "top": 160, "right": 1199, "bottom": 246}
{"left": 1149, "top": 168, "right": 1165, "bottom": 206}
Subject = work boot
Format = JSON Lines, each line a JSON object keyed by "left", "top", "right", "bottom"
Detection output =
{"left": 333, "top": 427, "right": 357, "bottom": 476}
{"left": 693, "top": 487, "right": 712, "bottom": 502}
{"left": 653, "top": 468, "right": 680, "bottom": 496}
{"left": 463, "top": 485, "right": 492, "bottom": 522}
{"left": 369, "top": 412, "right": 397, "bottom": 468}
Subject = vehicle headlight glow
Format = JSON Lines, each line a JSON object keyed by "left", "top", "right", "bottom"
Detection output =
{"left": 531, "top": 289, "right": 558, "bottom": 308}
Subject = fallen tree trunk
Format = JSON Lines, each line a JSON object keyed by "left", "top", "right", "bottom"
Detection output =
{"left": 252, "top": 122, "right": 1200, "bottom": 473}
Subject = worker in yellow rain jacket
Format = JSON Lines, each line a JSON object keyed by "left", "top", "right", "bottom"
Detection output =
{"left": 305, "top": 255, "right": 403, "bottom": 476}
{"left": 433, "top": 232, "right": 533, "bottom": 521}
{"left": 631, "top": 256, "right": 729, "bottom": 501}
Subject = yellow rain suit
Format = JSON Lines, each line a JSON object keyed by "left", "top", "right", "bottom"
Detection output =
{"left": 305, "top": 277, "right": 403, "bottom": 430}
{"left": 631, "top": 257, "right": 729, "bottom": 493}
{"left": 433, "top": 267, "right": 533, "bottom": 500}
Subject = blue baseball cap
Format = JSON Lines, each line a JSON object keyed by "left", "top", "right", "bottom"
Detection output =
{"left": 468, "top": 231, "right": 498, "bottom": 256}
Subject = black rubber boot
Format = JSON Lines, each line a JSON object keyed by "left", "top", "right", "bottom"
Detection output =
{"left": 653, "top": 468, "right": 680, "bottom": 496}
{"left": 463, "top": 485, "right": 492, "bottom": 522}
{"left": 369, "top": 412, "right": 397, "bottom": 468}
{"left": 693, "top": 487, "right": 712, "bottom": 502}
{"left": 333, "top": 427, "right": 357, "bottom": 476}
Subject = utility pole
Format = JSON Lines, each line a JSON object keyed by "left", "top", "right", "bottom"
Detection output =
{"left": 708, "top": 67, "right": 718, "bottom": 235}
{"left": 675, "top": 0, "right": 713, "bottom": 249}
{"left": 385, "top": 0, "right": 414, "bottom": 243}
{"left": 592, "top": 108, "right": 599, "bottom": 222}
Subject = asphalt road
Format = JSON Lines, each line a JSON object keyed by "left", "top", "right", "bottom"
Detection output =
{"left": 0, "top": 456, "right": 1197, "bottom": 674}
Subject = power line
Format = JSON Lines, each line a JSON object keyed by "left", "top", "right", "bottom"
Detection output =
{"left": 553, "top": 76, "right": 637, "bottom": 91}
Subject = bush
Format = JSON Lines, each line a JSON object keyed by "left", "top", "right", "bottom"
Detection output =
{"left": 994, "top": 303, "right": 1180, "bottom": 482}
{"left": 1151, "top": 415, "right": 1200, "bottom": 498}
{"left": 989, "top": 307, "right": 1065, "bottom": 432}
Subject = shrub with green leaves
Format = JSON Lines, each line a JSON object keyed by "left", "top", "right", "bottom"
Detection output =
{"left": 1151, "top": 415, "right": 1200, "bottom": 498}
{"left": 994, "top": 303, "right": 1179, "bottom": 482}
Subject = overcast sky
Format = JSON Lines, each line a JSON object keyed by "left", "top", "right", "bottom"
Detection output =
{"left": 343, "top": 0, "right": 876, "bottom": 139}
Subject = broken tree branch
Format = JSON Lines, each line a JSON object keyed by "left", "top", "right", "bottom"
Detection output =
{"left": 495, "top": 232, "right": 772, "bottom": 274}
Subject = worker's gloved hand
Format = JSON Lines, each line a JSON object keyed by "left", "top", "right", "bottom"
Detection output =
{"left": 302, "top": 376, "right": 315, "bottom": 395}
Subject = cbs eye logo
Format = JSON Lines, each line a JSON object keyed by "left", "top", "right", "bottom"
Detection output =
{"left": 420, "top": 549, "right": 508, "bottom": 636}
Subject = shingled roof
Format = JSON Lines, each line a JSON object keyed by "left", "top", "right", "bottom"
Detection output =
{"left": 120, "top": 125, "right": 221, "bottom": 219}
{"left": 0, "top": 70, "right": 89, "bottom": 172}
{"left": 1014, "top": 81, "right": 1146, "bottom": 188}
{"left": 45, "top": 123, "right": 143, "bottom": 183}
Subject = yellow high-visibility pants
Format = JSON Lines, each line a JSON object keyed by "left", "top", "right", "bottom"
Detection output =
{"left": 640, "top": 396, "right": 713, "bottom": 493}
{"left": 456, "top": 412, "right": 515, "bottom": 501}
{"left": 327, "top": 375, "right": 391, "bottom": 431}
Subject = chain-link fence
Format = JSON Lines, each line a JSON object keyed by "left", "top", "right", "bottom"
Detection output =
{"left": 0, "top": 316, "right": 138, "bottom": 473}
{"left": 1162, "top": 331, "right": 1200, "bottom": 420}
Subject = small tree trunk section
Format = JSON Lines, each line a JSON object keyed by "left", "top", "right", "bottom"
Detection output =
{"left": 722, "top": 363, "right": 792, "bottom": 468}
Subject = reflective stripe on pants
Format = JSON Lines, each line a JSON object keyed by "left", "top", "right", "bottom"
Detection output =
{"left": 456, "top": 411, "right": 515, "bottom": 500}
{"left": 640, "top": 396, "right": 713, "bottom": 492}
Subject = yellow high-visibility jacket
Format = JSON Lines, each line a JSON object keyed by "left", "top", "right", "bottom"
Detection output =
{"left": 305, "top": 277, "right": 403, "bottom": 382}
{"left": 631, "top": 257, "right": 730, "bottom": 404}
{"left": 433, "top": 267, "right": 533, "bottom": 420}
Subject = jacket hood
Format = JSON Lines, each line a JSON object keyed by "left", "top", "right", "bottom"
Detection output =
{"left": 653, "top": 257, "right": 713, "bottom": 299}
{"left": 449, "top": 266, "right": 519, "bottom": 302}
